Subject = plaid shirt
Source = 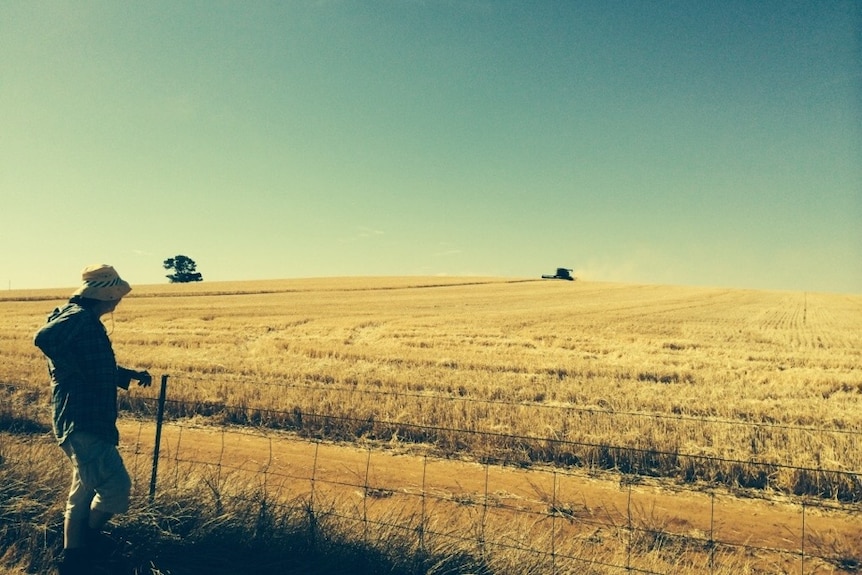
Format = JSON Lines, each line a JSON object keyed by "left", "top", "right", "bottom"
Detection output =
{"left": 34, "top": 303, "right": 133, "bottom": 445}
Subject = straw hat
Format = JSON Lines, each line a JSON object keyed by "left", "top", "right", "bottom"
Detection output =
{"left": 71, "top": 264, "right": 132, "bottom": 301}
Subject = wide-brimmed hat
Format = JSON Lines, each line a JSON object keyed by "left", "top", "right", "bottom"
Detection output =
{"left": 71, "top": 264, "right": 132, "bottom": 301}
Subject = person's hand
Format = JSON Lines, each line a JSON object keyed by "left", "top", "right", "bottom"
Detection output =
{"left": 134, "top": 370, "right": 153, "bottom": 387}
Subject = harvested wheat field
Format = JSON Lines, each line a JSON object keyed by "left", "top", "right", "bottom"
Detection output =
{"left": 2, "top": 277, "right": 861, "bottom": 573}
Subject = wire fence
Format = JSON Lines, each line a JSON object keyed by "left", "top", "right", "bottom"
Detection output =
{"left": 116, "top": 373, "right": 861, "bottom": 575}
{"left": 120, "top": 371, "right": 862, "bottom": 502}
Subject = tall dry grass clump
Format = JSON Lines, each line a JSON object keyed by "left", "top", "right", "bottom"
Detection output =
{"left": 0, "top": 430, "right": 486, "bottom": 575}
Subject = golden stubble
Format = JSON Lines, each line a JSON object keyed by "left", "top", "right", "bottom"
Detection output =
{"left": 3, "top": 277, "right": 861, "bottom": 495}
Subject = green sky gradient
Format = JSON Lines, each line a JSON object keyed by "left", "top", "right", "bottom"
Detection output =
{"left": 2, "top": 1, "right": 860, "bottom": 292}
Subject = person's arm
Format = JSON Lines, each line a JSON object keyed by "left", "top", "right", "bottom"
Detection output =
{"left": 117, "top": 366, "right": 152, "bottom": 389}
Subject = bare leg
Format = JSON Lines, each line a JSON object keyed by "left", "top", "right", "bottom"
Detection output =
{"left": 64, "top": 514, "right": 88, "bottom": 549}
{"left": 64, "top": 488, "right": 94, "bottom": 549}
{"left": 64, "top": 504, "right": 113, "bottom": 549}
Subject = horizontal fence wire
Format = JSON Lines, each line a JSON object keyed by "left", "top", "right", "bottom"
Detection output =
{"left": 122, "top": 394, "right": 862, "bottom": 499}
{"left": 119, "top": 372, "right": 861, "bottom": 516}
{"left": 4, "top": 368, "right": 850, "bottom": 575}
{"left": 0, "top": 414, "right": 851, "bottom": 575}
{"left": 149, "top": 424, "right": 813, "bottom": 574}
{"left": 141, "top": 372, "right": 862, "bottom": 439}
{"left": 120, "top": 371, "right": 862, "bottom": 503}
{"left": 117, "top": 371, "right": 861, "bottom": 575}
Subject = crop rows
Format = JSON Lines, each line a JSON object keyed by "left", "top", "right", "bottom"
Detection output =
{"left": 3, "top": 278, "right": 861, "bottom": 500}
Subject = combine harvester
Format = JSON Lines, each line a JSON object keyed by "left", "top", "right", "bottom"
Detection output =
{"left": 541, "top": 267, "right": 575, "bottom": 281}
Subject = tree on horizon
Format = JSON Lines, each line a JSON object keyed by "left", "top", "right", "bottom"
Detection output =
{"left": 163, "top": 255, "right": 203, "bottom": 283}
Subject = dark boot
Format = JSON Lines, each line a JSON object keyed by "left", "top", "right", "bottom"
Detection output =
{"left": 85, "top": 527, "right": 120, "bottom": 559}
{"left": 57, "top": 548, "right": 91, "bottom": 575}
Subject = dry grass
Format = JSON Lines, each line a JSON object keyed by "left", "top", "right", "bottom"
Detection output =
{"left": 0, "top": 278, "right": 862, "bottom": 574}
{"left": 0, "top": 431, "right": 479, "bottom": 575}
{"left": 0, "top": 430, "right": 813, "bottom": 575}
{"left": 2, "top": 277, "right": 861, "bottom": 502}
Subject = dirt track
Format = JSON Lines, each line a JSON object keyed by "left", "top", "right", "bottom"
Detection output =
{"left": 119, "top": 419, "right": 860, "bottom": 573}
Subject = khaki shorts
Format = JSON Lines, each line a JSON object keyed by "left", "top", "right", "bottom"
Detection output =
{"left": 60, "top": 431, "right": 132, "bottom": 518}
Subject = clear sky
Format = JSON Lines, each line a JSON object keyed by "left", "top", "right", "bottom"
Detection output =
{"left": 2, "top": 1, "right": 860, "bottom": 293}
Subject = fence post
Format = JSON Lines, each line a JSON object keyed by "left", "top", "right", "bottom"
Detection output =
{"left": 308, "top": 441, "right": 320, "bottom": 550}
{"left": 480, "top": 462, "right": 490, "bottom": 561}
{"left": 626, "top": 480, "right": 633, "bottom": 572}
{"left": 419, "top": 455, "right": 427, "bottom": 554}
{"left": 551, "top": 471, "right": 558, "bottom": 575}
{"left": 801, "top": 500, "right": 806, "bottom": 575}
{"left": 709, "top": 491, "right": 715, "bottom": 573}
{"left": 148, "top": 374, "right": 169, "bottom": 504}
{"left": 363, "top": 447, "right": 372, "bottom": 545}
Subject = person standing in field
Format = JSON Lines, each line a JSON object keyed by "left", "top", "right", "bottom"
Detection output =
{"left": 34, "top": 264, "right": 152, "bottom": 575}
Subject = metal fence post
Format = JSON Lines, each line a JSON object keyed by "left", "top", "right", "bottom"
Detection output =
{"left": 801, "top": 500, "right": 806, "bottom": 575}
{"left": 551, "top": 471, "right": 558, "bottom": 575}
{"left": 149, "top": 374, "right": 169, "bottom": 504}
